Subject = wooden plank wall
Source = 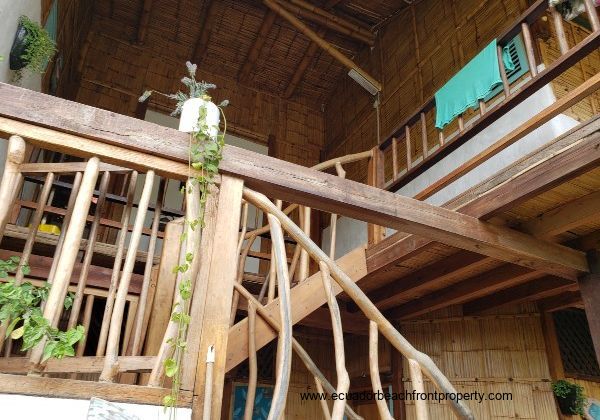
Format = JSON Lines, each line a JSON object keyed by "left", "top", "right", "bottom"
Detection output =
{"left": 72, "top": 20, "right": 324, "bottom": 167}
{"left": 324, "top": 0, "right": 599, "bottom": 183}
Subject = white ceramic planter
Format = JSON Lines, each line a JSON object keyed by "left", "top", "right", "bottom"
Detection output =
{"left": 178, "top": 97, "right": 220, "bottom": 136}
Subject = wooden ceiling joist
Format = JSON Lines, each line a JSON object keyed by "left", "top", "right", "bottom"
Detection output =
{"left": 277, "top": 0, "right": 374, "bottom": 45}
{"left": 136, "top": 0, "right": 153, "bottom": 44}
{"left": 284, "top": 29, "right": 323, "bottom": 98}
{"left": 463, "top": 277, "right": 577, "bottom": 315}
{"left": 263, "top": 0, "right": 381, "bottom": 93}
{"left": 386, "top": 264, "right": 545, "bottom": 320}
{"left": 537, "top": 291, "right": 583, "bottom": 312}
{"left": 238, "top": 10, "right": 277, "bottom": 83}
{"left": 192, "top": 0, "right": 218, "bottom": 64}
{"left": 521, "top": 190, "right": 600, "bottom": 239}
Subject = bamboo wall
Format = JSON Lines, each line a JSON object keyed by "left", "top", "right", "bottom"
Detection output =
{"left": 73, "top": 21, "right": 324, "bottom": 168}
{"left": 324, "top": 0, "right": 599, "bottom": 183}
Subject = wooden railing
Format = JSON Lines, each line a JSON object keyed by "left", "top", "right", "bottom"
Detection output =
{"left": 379, "top": 0, "right": 600, "bottom": 197}
{"left": 1, "top": 82, "right": 588, "bottom": 418}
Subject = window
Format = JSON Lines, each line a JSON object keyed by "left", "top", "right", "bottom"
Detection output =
{"left": 484, "top": 34, "right": 531, "bottom": 101}
{"left": 554, "top": 309, "right": 600, "bottom": 380}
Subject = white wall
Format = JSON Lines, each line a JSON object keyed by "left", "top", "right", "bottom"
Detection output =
{"left": 0, "top": 0, "right": 42, "bottom": 177}
{"left": 0, "top": 394, "right": 191, "bottom": 420}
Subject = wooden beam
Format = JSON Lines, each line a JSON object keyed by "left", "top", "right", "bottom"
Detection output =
{"left": 578, "top": 251, "right": 600, "bottom": 365}
{"left": 367, "top": 115, "right": 600, "bottom": 278}
{"left": 0, "top": 84, "right": 591, "bottom": 280}
{"left": 0, "top": 373, "right": 192, "bottom": 407}
{"left": 136, "top": 0, "right": 153, "bottom": 44}
{"left": 387, "top": 264, "right": 545, "bottom": 320}
{"left": 262, "top": 0, "right": 381, "bottom": 92}
{"left": 226, "top": 246, "right": 367, "bottom": 371}
{"left": 541, "top": 311, "right": 566, "bottom": 379}
{"left": 284, "top": 29, "right": 324, "bottom": 98}
{"left": 521, "top": 190, "right": 600, "bottom": 239}
{"left": 0, "top": 356, "right": 155, "bottom": 374}
{"left": 191, "top": 0, "right": 218, "bottom": 64}
{"left": 365, "top": 251, "right": 491, "bottom": 311}
{"left": 463, "top": 276, "right": 577, "bottom": 315}
{"left": 537, "top": 291, "right": 582, "bottom": 312}
{"left": 277, "top": 0, "right": 374, "bottom": 45}
{"left": 238, "top": 11, "right": 277, "bottom": 83}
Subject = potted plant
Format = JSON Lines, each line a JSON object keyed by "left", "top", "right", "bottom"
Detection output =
{"left": 9, "top": 15, "right": 56, "bottom": 78}
{"left": 552, "top": 379, "right": 586, "bottom": 416}
{"left": 139, "top": 61, "right": 228, "bottom": 411}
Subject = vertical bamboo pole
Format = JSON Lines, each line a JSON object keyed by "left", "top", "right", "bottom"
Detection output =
{"left": 420, "top": 112, "right": 428, "bottom": 159}
{"left": 408, "top": 359, "right": 429, "bottom": 420}
{"left": 457, "top": 115, "right": 465, "bottom": 132}
{"left": 521, "top": 22, "right": 538, "bottom": 77}
{"left": 122, "top": 298, "right": 138, "bottom": 355}
{"left": 96, "top": 171, "right": 138, "bottom": 356}
{"left": 266, "top": 213, "right": 293, "bottom": 420}
{"left": 130, "top": 177, "right": 166, "bottom": 356}
{"left": 367, "top": 147, "right": 385, "bottom": 245}
{"left": 0, "top": 136, "right": 26, "bottom": 244}
{"left": 15, "top": 172, "right": 55, "bottom": 284}
{"left": 231, "top": 234, "right": 258, "bottom": 324}
{"left": 583, "top": 0, "right": 600, "bottom": 31}
{"left": 29, "top": 157, "right": 100, "bottom": 368}
{"left": 392, "top": 137, "right": 398, "bottom": 179}
{"left": 100, "top": 170, "right": 155, "bottom": 381}
{"left": 328, "top": 162, "right": 346, "bottom": 260}
{"left": 438, "top": 130, "right": 444, "bottom": 146}
{"left": 71, "top": 294, "right": 95, "bottom": 379}
{"left": 319, "top": 261, "right": 349, "bottom": 419}
{"left": 478, "top": 100, "right": 486, "bottom": 116}
{"left": 297, "top": 205, "right": 311, "bottom": 282}
{"left": 369, "top": 321, "right": 394, "bottom": 420}
{"left": 497, "top": 45, "right": 511, "bottom": 97}
{"left": 243, "top": 302, "right": 258, "bottom": 420}
{"left": 67, "top": 171, "right": 110, "bottom": 330}
{"left": 550, "top": 7, "right": 569, "bottom": 55}
{"left": 405, "top": 126, "right": 412, "bottom": 170}
{"left": 315, "top": 377, "right": 332, "bottom": 420}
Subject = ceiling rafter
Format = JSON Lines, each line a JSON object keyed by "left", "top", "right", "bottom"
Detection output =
{"left": 238, "top": 10, "right": 277, "bottom": 83}
{"left": 136, "top": 0, "right": 153, "bottom": 44}
{"left": 191, "top": 0, "right": 219, "bottom": 65}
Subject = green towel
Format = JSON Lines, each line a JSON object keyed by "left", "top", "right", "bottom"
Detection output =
{"left": 435, "top": 39, "right": 515, "bottom": 129}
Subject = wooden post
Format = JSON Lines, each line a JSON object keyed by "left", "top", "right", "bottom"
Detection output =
{"left": 405, "top": 126, "right": 412, "bottom": 170}
{"left": 521, "top": 22, "right": 538, "bottom": 77}
{"left": 367, "top": 146, "right": 385, "bottom": 245}
{"left": 391, "top": 339, "right": 407, "bottom": 420}
{"left": 0, "top": 136, "right": 26, "bottom": 243}
{"left": 392, "top": 137, "right": 399, "bottom": 179}
{"left": 420, "top": 112, "right": 428, "bottom": 159}
{"left": 578, "top": 251, "right": 600, "bottom": 364}
{"left": 298, "top": 205, "right": 311, "bottom": 281}
{"left": 409, "top": 359, "right": 429, "bottom": 420}
{"left": 191, "top": 176, "right": 244, "bottom": 420}
{"left": 583, "top": 0, "right": 600, "bottom": 31}
{"left": 29, "top": 157, "right": 100, "bottom": 368}
{"left": 100, "top": 170, "right": 155, "bottom": 382}
{"left": 550, "top": 7, "right": 569, "bottom": 55}
{"left": 369, "top": 321, "right": 394, "bottom": 420}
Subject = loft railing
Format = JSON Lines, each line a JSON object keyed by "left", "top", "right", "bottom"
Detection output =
{"left": 0, "top": 84, "right": 483, "bottom": 419}
{"left": 378, "top": 0, "right": 600, "bottom": 198}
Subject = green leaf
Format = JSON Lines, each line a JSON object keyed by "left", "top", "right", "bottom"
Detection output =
{"left": 164, "top": 358, "right": 178, "bottom": 378}
{"left": 163, "top": 394, "right": 175, "bottom": 411}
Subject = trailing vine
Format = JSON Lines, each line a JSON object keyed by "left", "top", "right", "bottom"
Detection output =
{"left": 0, "top": 257, "right": 84, "bottom": 361}
{"left": 140, "top": 62, "right": 227, "bottom": 416}
{"left": 12, "top": 15, "right": 57, "bottom": 81}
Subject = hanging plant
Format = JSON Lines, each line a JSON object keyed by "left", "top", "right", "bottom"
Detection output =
{"left": 9, "top": 15, "right": 57, "bottom": 80}
{"left": 139, "top": 61, "right": 228, "bottom": 414}
{"left": 552, "top": 379, "right": 586, "bottom": 416}
{"left": 0, "top": 257, "right": 84, "bottom": 361}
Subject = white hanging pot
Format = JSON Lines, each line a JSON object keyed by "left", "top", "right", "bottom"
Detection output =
{"left": 178, "top": 97, "right": 220, "bottom": 136}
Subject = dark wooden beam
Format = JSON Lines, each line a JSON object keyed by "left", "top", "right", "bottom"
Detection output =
{"left": 367, "top": 115, "right": 600, "bottom": 278}
{"left": 284, "top": 29, "right": 324, "bottom": 99}
{"left": 463, "top": 276, "right": 577, "bottom": 315}
{"left": 191, "top": 0, "right": 218, "bottom": 64}
{"left": 578, "top": 251, "right": 600, "bottom": 365}
{"left": 520, "top": 190, "right": 600, "bottom": 239}
{"left": 386, "top": 264, "right": 544, "bottom": 320}
{"left": 136, "top": 0, "right": 153, "bottom": 44}
{"left": 364, "top": 251, "right": 491, "bottom": 311}
{"left": 238, "top": 11, "right": 277, "bottom": 83}
{"left": 537, "top": 291, "right": 582, "bottom": 312}
{"left": 0, "top": 84, "right": 587, "bottom": 281}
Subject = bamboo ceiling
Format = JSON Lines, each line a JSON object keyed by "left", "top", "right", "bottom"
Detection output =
{"left": 87, "top": 0, "right": 410, "bottom": 107}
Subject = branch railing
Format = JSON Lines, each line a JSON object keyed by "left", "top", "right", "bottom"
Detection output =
{"left": 378, "top": 0, "right": 600, "bottom": 196}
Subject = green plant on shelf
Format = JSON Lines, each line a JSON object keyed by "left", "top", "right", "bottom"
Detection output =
{"left": 0, "top": 256, "right": 84, "bottom": 361}
{"left": 552, "top": 379, "right": 586, "bottom": 416}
